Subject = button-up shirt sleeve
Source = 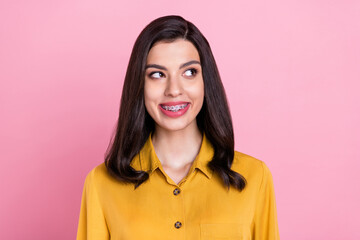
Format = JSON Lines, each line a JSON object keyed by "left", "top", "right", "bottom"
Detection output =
{"left": 252, "top": 162, "right": 280, "bottom": 240}
{"left": 77, "top": 169, "right": 109, "bottom": 240}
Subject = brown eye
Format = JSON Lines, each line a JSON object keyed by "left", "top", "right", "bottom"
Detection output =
{"left": 149, "top": 72, "right": 165, "bottom": 79}
{"left": 183, "top": 68, "right": 197, "bottom": 77}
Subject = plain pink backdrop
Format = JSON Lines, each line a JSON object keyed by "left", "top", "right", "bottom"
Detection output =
{"left": 1, "top": 0, "right": 359, "bottom": 239}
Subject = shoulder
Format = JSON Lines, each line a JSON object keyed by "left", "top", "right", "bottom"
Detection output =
{"left": 83, "top": 163, "right": 118, "bottom": 189}
{"left": 86, "top": 162, "right": 108, "bottom": 179}
{"left": 231, "top": 151, "right": 273, "bottom": 184}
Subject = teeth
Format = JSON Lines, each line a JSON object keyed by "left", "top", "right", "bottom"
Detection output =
{"left": 161, "top": 103, "right": 188, "bottom": 112}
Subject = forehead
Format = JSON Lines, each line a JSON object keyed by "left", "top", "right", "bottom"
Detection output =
{"left": 146, "top": 39, "right": 200, "bottom": 64}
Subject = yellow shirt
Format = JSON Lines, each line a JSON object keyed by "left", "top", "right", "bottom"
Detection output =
{"left": 76, "top": 135, "right": 279, "bottom": 240}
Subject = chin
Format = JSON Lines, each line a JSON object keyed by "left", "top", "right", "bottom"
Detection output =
{"left": 159, "top": 124, "right": 189, "bottom": 132}
{"left": 156, "top": 119, "right": 195, "bottom": 132}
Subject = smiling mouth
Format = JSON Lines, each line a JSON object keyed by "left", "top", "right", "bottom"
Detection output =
{"left": 160, "top": 103, "right": 189, "bottom": 112}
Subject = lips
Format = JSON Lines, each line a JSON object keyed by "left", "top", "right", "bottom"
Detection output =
{"left": 159, "top": 101, "right": 190, "bottom": 117}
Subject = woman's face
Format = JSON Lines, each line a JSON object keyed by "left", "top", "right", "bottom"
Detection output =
{"left": 144, "top": 39, "right": 204, "bottom": 132}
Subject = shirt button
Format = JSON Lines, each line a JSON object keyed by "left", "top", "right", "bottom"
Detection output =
{"left": 173, "top": 188, "right": 181, "bottom": 196}
{"left": 174, "top": 221, "right": 182, "bottom": 229}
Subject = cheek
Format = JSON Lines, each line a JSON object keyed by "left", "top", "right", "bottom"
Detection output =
{"left": 187, "top": 81, "right": 205, "bottom": 105}
{"left": 144, "top": 81, "right": 162, "bottom": 109}
{"left": 144, "top": 91, "right": 154, "bottom": 114}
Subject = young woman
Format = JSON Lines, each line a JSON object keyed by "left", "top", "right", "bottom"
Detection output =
{"left": 77, "top": 15, "right": 279, "bottom": 240}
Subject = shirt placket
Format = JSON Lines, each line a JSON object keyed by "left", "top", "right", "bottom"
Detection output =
{"left": 157, "top": 166, "right": 194, "bottom": 240}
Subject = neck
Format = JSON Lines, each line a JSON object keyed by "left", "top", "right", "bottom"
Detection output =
{"left": 151, "top": 123, "right": 202, "bottom": 169}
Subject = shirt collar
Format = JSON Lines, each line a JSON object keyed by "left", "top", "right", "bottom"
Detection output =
{"left": 130, "top": 133, "right": 214, "bottom": 179}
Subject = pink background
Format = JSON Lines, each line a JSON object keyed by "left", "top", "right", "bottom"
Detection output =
{"left": 1, "top": 0, "right": 359, "bottom": 239}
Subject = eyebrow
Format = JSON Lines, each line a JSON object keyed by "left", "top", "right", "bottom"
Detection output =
{"left": 145, "top": 60, "right": 201, "bottom": 71}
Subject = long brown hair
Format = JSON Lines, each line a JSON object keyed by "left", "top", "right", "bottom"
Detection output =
{"left": 105, "top": 15, "right": 246, "bottom": 191}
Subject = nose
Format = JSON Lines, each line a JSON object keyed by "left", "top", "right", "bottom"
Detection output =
{"left": 164, "top": 76, "right": 183, "bottom": 97}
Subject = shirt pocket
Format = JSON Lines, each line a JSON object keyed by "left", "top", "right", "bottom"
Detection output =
{"left": 200, "top": 223, "right": 251, "bottom": 240}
